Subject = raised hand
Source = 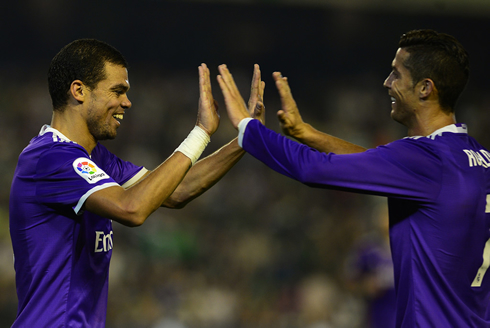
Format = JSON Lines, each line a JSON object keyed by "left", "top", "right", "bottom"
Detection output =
{"left": 273, "top": 72, "right": 306, "bottom": 139}
{"left": 247, "top": 64, "right": 265, "bottom": 124}
{"left": 197, "top": 63, "right": 220, "bottom": 136}
{"left": 217, "top": 64, "right": 251, "bottom": 129}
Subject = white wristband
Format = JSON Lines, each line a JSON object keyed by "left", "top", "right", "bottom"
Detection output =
{"left": 174, "top": 126, "right": 210, "bottom": 165}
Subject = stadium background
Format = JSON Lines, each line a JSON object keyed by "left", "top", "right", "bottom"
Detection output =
{"left": 1, "top": 0, "right": 490, "bottom": 327}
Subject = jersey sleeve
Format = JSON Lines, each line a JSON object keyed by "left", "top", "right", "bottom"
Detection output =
{"left": 242, "top": 119, "right": 442, "bottom": 201}
{"left": 91, "top": 143, "right": 148, "bottom": 188}
{"left": 35, "top": 144, "right": 119, "bottom": 215}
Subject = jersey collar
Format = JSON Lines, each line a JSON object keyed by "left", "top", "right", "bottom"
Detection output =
{"left": 39, "top": 124, "right": 77, "bottom": 143}
{"left": 426, "top": 123, "right": 468, "bottom": 140}
{"left": 406, "top": 123, "right": 468, "bottom": 140}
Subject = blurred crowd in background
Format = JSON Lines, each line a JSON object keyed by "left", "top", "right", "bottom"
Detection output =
{"left": 1, "top": 1, "right": 490, "bottom": 327}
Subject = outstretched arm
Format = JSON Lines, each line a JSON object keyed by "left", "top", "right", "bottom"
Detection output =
{"left": 273, "top": 72, "right": 366, "bottom": 154}
{"left": 162, "top": 63, "right": 265, "bottom": 208}
{"left": 218, "top": 66, "right": 365, "bottom": 154}
{"left": 84, "top": 64, "right": 220, "bottom": 226}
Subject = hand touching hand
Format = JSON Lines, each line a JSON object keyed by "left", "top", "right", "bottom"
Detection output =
{"left": 217, "top": 64, "right": 251, "bottom": 129}
{"left": 218, "top": 64, "right": 265, "bottom": 129}
{"left": 197, "top": 63, "right": 220, "bottom": 136}
{"left": 273, "top": 72, "right": 307, "bottom": 139}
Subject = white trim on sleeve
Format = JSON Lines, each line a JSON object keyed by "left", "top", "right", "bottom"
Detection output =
{"left": 121, "top": 167, "right": 149, "bottom": 189}
{"left": 73, "top": 182, "right": 119, "bottom": 215}
{"left": 238, "top": 118, "right": 254, "bottom": 148}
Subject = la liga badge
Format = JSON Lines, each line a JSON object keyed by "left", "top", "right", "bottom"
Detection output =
{"left": 73, "top": 158, "right": 109, "bottom": 184}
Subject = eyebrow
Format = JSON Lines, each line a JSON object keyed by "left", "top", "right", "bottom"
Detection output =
{"left": 110, "top": 83, "right": 130, "bottom": 93}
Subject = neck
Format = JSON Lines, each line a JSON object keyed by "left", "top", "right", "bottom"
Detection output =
{"left": 406, "top": 103, "right": 456, "bottom": 137}
{"left": 407, "top": 114, "right": 456, "bottom": 137}
{"left": 51, "top": 110, "right": 97, "bottom": 154}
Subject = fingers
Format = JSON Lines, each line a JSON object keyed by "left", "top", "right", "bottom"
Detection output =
{"left": 259, "top": 80, "right": 265, "bottom": 101}
{"left": 204, "top": 63, "right": 212, "bottom": 93}
{"left": 273, "top": 71, "right": 295, "bottom": 102}
{"left": 248, "top": 64, "right": 264, "bottom": 113}
{"left": 250, "top": 64, "right": 261, "bottom": 98}
{"left": 218, "top": 64, "right": 241, "bottom": 100}
{"left": 216, "top": 65, "right": 238, "bottom": 108}
{"left": 273, "top": 71, "right": 299, "bottom": 110}
{"left": 199, "top": 63, "right": 213, "bottom": 104}
{"left": 217, "top": 64, "right": 252, "bottom": 128}
{"left": 216, "top": 71, "right": 232, "bottom": 100}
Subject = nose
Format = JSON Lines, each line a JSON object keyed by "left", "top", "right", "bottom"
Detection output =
{"left": 122, "top": 95, "right": 132, "bottom": 109}
{"left": 383, "top": 73, "right": 393, "bottom": 89}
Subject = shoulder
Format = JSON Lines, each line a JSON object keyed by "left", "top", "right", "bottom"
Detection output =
{"left": 24, "top": 126, "right": 87, "bottom": 160}
{"left": 34, "top": 140, "right": 89, "bottom": 177}
{"left": 90, "top": 143, "right": 122, "bottom": 169}
{"left": 375, "top": 137, "right": 443, "bottom": 163}
{"left": 39, "top": 142, "right": 88, "bottom": 164}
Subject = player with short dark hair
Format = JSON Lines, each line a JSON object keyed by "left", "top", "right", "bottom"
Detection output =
{"left": 9, "top": 39, "right": 264, "bottom": 327}
{"left": 48, "top": 39, "right": 129, "bottom": 111}
{"left": 398, "top": 30, "right": 469, "bottom": 112}
{"left": 217, "top": 30, "right": 490, "bottom": 327}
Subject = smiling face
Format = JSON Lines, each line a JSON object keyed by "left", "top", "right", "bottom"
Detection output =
{"left": 84, "top": 62, "right": 131, "bottom": 141}
{"left": 383, "top": 48, "right": 420, "bottom": 126}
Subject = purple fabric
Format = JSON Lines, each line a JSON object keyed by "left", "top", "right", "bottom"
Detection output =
{"left": 242, "top": 120, "right": 490, "bottom": 327}
{"left": 10, "top": 126, "right": 145, "bottom": 327}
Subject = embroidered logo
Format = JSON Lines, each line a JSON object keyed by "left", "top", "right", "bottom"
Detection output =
{"left": 73, "top": 158, "right": 110, "bottom": 184}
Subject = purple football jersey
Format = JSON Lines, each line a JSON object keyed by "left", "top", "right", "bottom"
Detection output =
{"left": 240, "top": 119, "right": 490, "bottom": 327}
{"left": 9, "top": 125, "right": 147, "bottom": 327}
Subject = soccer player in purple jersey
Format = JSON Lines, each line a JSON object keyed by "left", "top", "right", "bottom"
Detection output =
{"left": 217, "top": 30, "right": 490, "bottom": 327}
{"left": 9, "top": 39, "right": 264, "bottom": 327}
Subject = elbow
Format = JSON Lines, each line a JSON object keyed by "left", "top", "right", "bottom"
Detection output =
{"left": 116, "top": 213, "right": 146, "bottom": 227}
{"left": 162, "top": 197, "right": 191, "bottom": 209}
{"left": 114, "top": 204, "right": 151, "bottom": 227}
{"left": 162, "top": 191, "right": 196, "bottom": 209}
{"left": 124, "top": 217, "right": 146, "bottom": 227}
{"left": 294, "top": 169, "right": 308, "bottom": 184}
{"left": 294, "top": 167, "right": 315, "bottom": 185}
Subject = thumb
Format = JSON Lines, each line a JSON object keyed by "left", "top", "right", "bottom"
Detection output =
{"left": 277, "top": 110, "right": 285, "bottom": 120}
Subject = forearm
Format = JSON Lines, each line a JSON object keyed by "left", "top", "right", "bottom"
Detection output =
{"left": 293, "top": 123, "right": 367, "bottom": 154}
{"left": 163, "top": 138, "right": 245, "bottom": 208}
{"left": 85, "top": 152, "right": 192, "bottom": 226}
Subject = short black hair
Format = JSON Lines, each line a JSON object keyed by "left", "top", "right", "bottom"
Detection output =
{"left": 48, "top": 39, "right": 128, "bottom": 111}
{"left": 399, "top": 29, "right": 469, "bottom": 112}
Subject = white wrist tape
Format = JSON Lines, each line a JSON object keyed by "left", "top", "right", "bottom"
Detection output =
{"left": 174, "top": 126, "right": 210, "bottom": 165}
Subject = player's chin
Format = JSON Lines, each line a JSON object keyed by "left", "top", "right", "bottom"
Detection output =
{"left": 390, "top": 109, "right": 408, "bottom": 126}
{"left": 109, "top": 129, "right": 119, "bottom": 139}
{"left": 97, "top": 130, "right": 118, "bottom": 141}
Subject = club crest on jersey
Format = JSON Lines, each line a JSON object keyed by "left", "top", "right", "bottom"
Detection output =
{"left": 73, "top": 158, "right": 109, "bottom": 184}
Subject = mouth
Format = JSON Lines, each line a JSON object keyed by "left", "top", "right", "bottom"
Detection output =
{"left": 113, "top": 113, "right": 124, "bottom": 124}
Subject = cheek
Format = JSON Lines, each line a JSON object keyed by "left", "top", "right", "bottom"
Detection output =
{"left": 392, "top": 84, "right": 406, "bottom": 100}
{"left": 108, "top": 99, "right": 122, "bottom": 110}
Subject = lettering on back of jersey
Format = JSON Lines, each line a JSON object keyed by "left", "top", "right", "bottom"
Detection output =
{"left": 463, "top": 149, "right": 490, "bottom": 168}
{"left": 72, "top": 157, "right": 110, "bottom": 184}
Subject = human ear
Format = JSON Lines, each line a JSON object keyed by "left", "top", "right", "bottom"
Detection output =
{"left": 70, "top": 80, "right": 86, "bottom": 103}
{"left": 419, "top": 79, "right": 435, "bottom": 99}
